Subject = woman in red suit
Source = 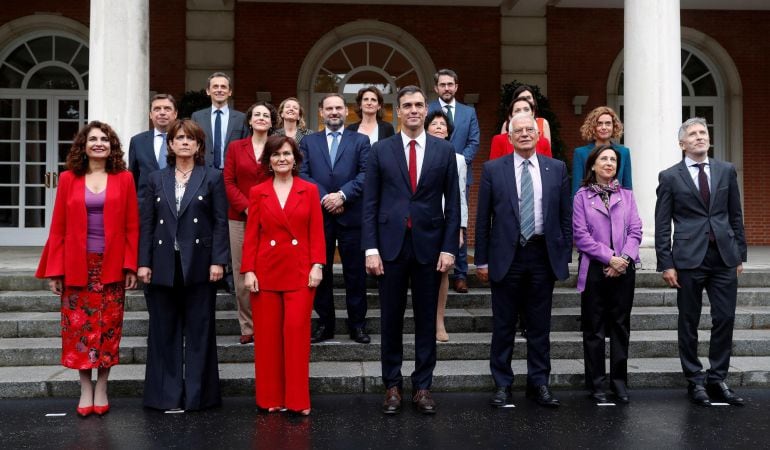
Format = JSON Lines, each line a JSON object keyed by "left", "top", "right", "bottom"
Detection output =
{"left": 490, "top": 97, "right": 552, "bottom": 160}
{"left": 36, "top": 121, "right": 139, "bottom": 417}
{"left": 223, "top": 101, "right": 276, "bottom": 344}
{"left": 242, "top": 135, "right": 325, "bottom": 416}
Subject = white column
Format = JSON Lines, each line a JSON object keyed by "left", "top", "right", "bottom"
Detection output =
{"left": 88, "top": 0, "right": 149, "bottom": 160}
{"left": 624, "top": 0, "right": 681, "bottom": 267}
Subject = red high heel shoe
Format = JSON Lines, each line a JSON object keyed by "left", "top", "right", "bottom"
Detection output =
{"left": 76, "top": 405, "right": 93, "bottom": 417}
{"left": 93, "top": 404, "right": 110, "bottom": 416}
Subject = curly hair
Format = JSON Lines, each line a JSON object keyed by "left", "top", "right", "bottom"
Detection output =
{"left": 260, "top": 134, "right": 303, "bottom": 177}
{"left": 580, "top": 106, "right": 623, "bottom": 142}
{"left": 66, "top": 121, "right": 126, "bottom": 176}
{"left": 165, "top": 119, "right": 206, "bottom": 166}
{"left": 245, "top": 101, "right": 278, "bottom": 134}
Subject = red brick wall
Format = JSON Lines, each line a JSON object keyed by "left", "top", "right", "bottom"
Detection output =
{"left": 233, "top": 3, "right": 502, "bottom": 245}
{"left": 548, "top": 7, "right": 770, "bottom": 244}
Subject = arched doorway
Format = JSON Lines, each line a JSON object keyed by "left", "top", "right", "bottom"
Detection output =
{"left": 297, "top": 20, "right": 436, "bottom": 131}
{"left": 0, "top": 30, "right": 89, "bottom": 245}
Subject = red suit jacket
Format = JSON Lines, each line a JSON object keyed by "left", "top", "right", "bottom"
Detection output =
{"left": 223, "top": 137, "right": 270, "bottom": 221}
{"left": 36, "top": 170, "right": 139, "bottom": 286}
{"left": 241, "top": 177, "right": 326, "bottom": 291}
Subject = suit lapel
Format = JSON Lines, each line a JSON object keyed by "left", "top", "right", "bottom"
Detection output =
{"left": 282, "top": 180, "right": 305, "bottom": 229}
{"left": 144, "top": 131, "right": 160, "bottom": 170}
{"left": 503, "top": 155, "right": 520, "bottom": 222}
{"left": 314, "top": 132, "right": 333, "bottom": 169}
{"left": 416, "top": 138, "right": 438, "bottom": 193}
{"left": 390, "top": 138, "right": 412, "bottom": 191}
{"left": 676, "top": 160, "right": 708, "bottom": 210}
{"left": 201, "top": 109, "right": 214, "bottom": 150}
{"left": 225, "top": 110, "right": 239, "bottom": 142}
{"left": 334, "top": 130, "right": 356, "bottom": 168}
{"left": 537, "top": 154, "right": 551, "bottom": 224}
{"left": 178, "top": 166, "right": 205, "bottom": 217}
{"left": 262, "top": 181, "right": 297, "bottom": 237}
{"left": 708, "top": 158, "right": 721, "bottom": 210}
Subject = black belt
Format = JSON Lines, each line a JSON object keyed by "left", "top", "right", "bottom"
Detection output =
{"left": 520, "top": 234, "right": 545, "bottom": 246}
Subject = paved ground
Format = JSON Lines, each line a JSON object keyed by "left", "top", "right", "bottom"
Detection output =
{"left": 2, "top": 390, "right": 769, "bottom": 449}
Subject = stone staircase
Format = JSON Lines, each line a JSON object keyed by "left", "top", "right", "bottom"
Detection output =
{"left": 1, "top": 269, "right": 769, "bottom": 398}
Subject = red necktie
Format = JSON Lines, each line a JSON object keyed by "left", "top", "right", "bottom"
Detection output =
{"left": 409, "top": 140, "right": 417, "bottom": 193}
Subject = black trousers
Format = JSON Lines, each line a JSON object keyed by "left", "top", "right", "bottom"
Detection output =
{"left": 489, "top": 239, "right": 555, "bottom": 387}
{"left": 581, "top": 260, "right": 635, "bottom": 393}
{"left": 676, "top": 244, "right": 738, "bottom": 385}
{"left": 143, "top": 252, "right": 221, "bottom": 410}
{"left": 314, "top": 220, "right": 367, "bottom": 332}
{"left": 379, "top": 231, "right": 441, "bottom": 390}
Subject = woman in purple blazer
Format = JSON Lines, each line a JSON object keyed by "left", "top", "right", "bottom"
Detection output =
{"left": 573, "top": 144, "right": 642, "bottom": 405}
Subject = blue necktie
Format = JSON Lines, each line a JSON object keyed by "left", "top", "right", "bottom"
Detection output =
{"left": 158, "top": 133, "right": 167, "bottom": 169}
{"left": 329, "top": 131, "right": 340, "bottom": 168}
{"left": 519, "top": 159, "right": 535, "bottom": 245}
{"left": 213, "top": 109, "right": 223, "bottom": 168}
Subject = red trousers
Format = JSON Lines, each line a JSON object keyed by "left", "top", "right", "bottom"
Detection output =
{"left": 251, "top": 288, "right": 314, "bottom": 411}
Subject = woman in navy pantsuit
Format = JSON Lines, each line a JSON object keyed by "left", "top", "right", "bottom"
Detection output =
{"left": 138, "top": 119, "right": 230, "bottom": 411}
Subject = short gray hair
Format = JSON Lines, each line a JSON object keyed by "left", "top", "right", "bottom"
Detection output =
{"left": 508, "top": 112, "right": 537, "bottom": 135}
{"left": 207, "top": 72, "right": 232, "bottom": 89}
{"left": 678, "top": 117, "right": 708, "bottom": 141}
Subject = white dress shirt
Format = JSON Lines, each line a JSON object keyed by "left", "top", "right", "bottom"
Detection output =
{"left": 400, "top": 130, "right": 426, "bottom": 184}
{"left": 684, "top": 156, "right": 711, "bottom": 192}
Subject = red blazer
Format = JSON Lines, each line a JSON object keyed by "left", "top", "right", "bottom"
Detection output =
{"left": 36, "top": 170, "right": 139, "bottom": 286}
{"left": 223, "top": 137, "right": 270, "bottom": 221}
{"left": 241, "top": 177, "right": 325, "bottom": 292}
{"left": 489, "top": 117, "right": 552, "bottom": 160}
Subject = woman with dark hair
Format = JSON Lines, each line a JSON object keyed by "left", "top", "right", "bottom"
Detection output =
{"left": 346, "top": 86, "right": 395, "bottom": 145}
{"left": 36, "top": 121, "right": 139, "bottom": 417}
{"left": 275, "top": 97, "right": 311, "bottom": 145}
{"left": 138, "top": 119, "right": 230, "bottom": 411}
{"left": 224, "top": 101, "right": 276, "bottom": 345}
{"left": 425, "top": 110, "right": 467, "bottom": 342}
{"left": 490, "top": 97, "right": 552, "bottom": 159}
{"left": 500, "top": 85, "right": 552, "bottom": 143}
{"left": 572, "top": 106, "right": 632, "bottom": 195}
{"left": 573, "top": 144, "right": 642, "bottom": 404}
{"left": 242, "top": 135, "right": 326, "bottom": 416}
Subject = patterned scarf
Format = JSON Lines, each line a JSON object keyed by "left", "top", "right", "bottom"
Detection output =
{"left": 588, "top": 179, "right": 620, "bottom": 210}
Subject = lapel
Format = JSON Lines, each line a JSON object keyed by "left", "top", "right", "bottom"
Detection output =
{"left": 161, "top": 167, "right": 177, "bottom": 216}
{"left": 502, "top": 155, "right": 520, "bottom": 222}
{"left": 676, "top": 160, "right": 708, "bottom": 210}
{"left": 416, "top": 137, "right": 439, "bottom": 193}
{"left": 390, "top": 137, "right": 412, "bottom": 192}
{"left": 178, "top": 166, "right": 205, "bottom": 217}
{"left": 708, "top": 158, "right": 721, "bottom": 210}
{"left": 200, "top": 108, "right": 213, "bottom": 142}
{"left": 586, "top": 189, "right": 620, "bottom": 217}
{"left": 537, "top": 154, "right": 551, "bottom": 223}
{"left": 143, "top": 131, "right": 160, "bottom": 170}
{"left": 242, "top": 139, "right": 258, "bottom": 166}
{"left": 261, "top": 179, "right": 301, "bottom": 237}
{"left": 282, "top": 179, "right": 306, "bottom": 228}
{"left": 334, "top": 130, "right": 356, "bottom": 168}
{"left": 225, "top": 109, "right": 239, "bottom": 142}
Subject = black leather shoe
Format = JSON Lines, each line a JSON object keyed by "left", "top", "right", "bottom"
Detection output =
{"left": 382, "top": 386, "right": 402, "bottom": 415}
{"left": 350, "top": 328, "right": 371, "bottom": 344}
{"left": 612, "top": 390, "right": 630, "bottom": 404}
{"left": 412, "top": 389, "right": 437, "bottom": 414}
{"left": 611, "top": 382, "right": 630, "bottom": 404}
{"left": 706, "top": 382, "right": 744, "bottom": 406}
{"left": 590, "top": 391, "right": 608, "bottom": 403}
{"left": 489, "top": 386, "right": 513, "bottom": 407}
{"left": 526, "top": 385, "right": 560, "bottom": 408}
{"left": 310, "top": 325, "right": 334, "bottom": 344}
{"left": 687, "top": 383, "right": 711, "bottom": 406}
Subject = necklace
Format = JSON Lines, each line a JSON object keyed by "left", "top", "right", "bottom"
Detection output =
{"left": 176, "top": 167, "right": 193, "bottom": 179}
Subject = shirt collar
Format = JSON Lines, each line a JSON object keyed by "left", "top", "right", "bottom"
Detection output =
{"left": 212, "top": 104, "right": 229, "bottom": 115}
{"left": 439, "top": 99, "right": 456, "bottom": 109}
{"left": 154, "top": 128, "right": 166, "bottom": 137}
{"left": 513, "top": 151, "right": 539, "bottom": 170}
{"left": 325, "top": 127, "right": 343, "bottom": 136}
{"left": 400, "top": 130, "right": 426, "bottom": 149}
{"left": 684, "top": 155, "right": 709, "bottom": 168}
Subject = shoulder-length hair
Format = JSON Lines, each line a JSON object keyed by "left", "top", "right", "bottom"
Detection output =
{"left": 512, "top": 85, "right": 539, "bottom": 116}
{"left": 66, "top": 121, "right": 126, "bottom": 176}
{"left": 260, "top": 134, "right": 303, "bottom": 177}
{"left": 276, "top": 97, "right": 305, "bottom": 130}
{"left": 424, "top": 109, "right": 454, "bottom": 140}
{"left": 580, "top": 106, "right": 623, "bottom": 142}
{"left": 166, "top": 119, "right": 206, "bottom": 166}
{"left": 581, "top": 144, "right": 621, "bottom": 187}
{"left": 355, "top": 86, "right": 384, "bottom": 120}
{"left": 245, "top": 101, "right": 278, "bottom": 134}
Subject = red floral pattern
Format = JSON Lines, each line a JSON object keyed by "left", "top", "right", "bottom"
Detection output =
{"left": 60, "top": 253, "right": 125, "bottom": 369}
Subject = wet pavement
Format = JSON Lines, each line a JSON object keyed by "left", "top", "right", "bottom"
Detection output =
{"left": 2, "top": 389, "right": 769, "bottom": 449}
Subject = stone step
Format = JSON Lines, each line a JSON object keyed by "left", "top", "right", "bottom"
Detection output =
{"left": 3, "top": 329, "right": 770, "bottom": 367}
{"left": 1, "top": 356, "right": 768, "bottom": 398}
{"left": 2, "top": 305, "right": 769, "bottom": 339}
{"left": 2, "top": 287, "right": 770, "bottom": 313}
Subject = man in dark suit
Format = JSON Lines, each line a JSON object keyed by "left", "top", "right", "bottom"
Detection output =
{"left": 362, "top": 85, "right": 460, "bottom": 415}
{"left": 128, "top": 93, "right": 178, "bottom": 205}
{"left": 300, "top": 94, "right": 371, "bottom": 344}
{"left": 428, "top": 69, "right": 479, "bottom": 294}
{"left": 475, "top": 113, "right": 571, "bottom": 408}
{"left": 190, "top": 72, "right": 249, "bottom": 169}
{"left": 655, "top": 117, "right": 747, "bottom": 406}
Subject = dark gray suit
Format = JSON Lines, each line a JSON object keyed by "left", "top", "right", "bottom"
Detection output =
{"left": 655, "top": 158, "right": 747, "bottom": 385}
{"left": 191, "top": 106, "right": 249, "bottom": 169}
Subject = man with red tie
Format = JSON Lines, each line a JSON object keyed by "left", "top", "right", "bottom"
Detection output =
{"left": 362, "top": 85, "right": 461, "bottom": 415}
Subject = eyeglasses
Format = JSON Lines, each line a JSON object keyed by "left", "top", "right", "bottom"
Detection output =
{"left": 511, "top": 127, "right": 536, "bottom": 136}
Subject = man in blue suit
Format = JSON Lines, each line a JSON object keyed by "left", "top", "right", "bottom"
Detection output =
{"left": 190, "top": 72, "right": 249, "bottom": 170}
{"left": 129, "top": 93, "right": 178, "bottom": 205}
{"left": 428, "top": 69, "right": 479, "bottom": 293}
{"left": 476, "top": 113, "right": 572, "bottom": 408}
{"left": 300, "top": 93, "right": 371, "bottom": 344}
{"left": 363, "top": 85, "right": 460, "bottom": 415}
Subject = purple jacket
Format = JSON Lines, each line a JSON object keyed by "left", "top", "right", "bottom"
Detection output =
{"left": 573, "top": 187, "right": 642, "bottom": 292}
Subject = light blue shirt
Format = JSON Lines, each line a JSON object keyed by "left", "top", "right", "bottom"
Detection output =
{"left": 210, "top": 105, "right": 230, "bottom": 167}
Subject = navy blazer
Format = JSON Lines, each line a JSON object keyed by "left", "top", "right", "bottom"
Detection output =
{"left": 428, "top": 100, "right": 480, "bottom": 182}
{"left": 129, "top": 129, "right": 161, "bottom": 205}
{"left": 138, "top": 165, "right": 230, "bottom": 287}
{"left": 299, "top": 129, "right": 370, "bottom": 227}
{"left": 475, "top": 153, "right": 572, "bottom": 282}
{"left": 191, "top": 107, "right": 250, "bottom": 169}
{"left": 345, "top": 120, "right": 396, "bottom": 141}
{"left": 361, "top": 133, "right": 460, "bottom": 264}
{"left": 654, "top": 158, "right": 747, "bottom": 271}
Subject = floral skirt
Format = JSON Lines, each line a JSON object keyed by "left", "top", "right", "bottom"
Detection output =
{"left": 60, "top": 253, "right": 125, "bottom": 369}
